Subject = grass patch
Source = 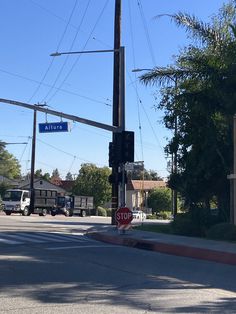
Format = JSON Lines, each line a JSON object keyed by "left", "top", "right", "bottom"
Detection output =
{"left": 135, "top": 223, "right": 172, "bottom": 234}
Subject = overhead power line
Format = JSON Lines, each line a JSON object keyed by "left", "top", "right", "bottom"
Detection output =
{"left": 45, "top": 0, "right": 110, "bottom": 104}
{"left": 40, "top": 0, "right": 91, "bottom": 102}
{"left": 0, "top": 67, "right": 110, "bottom": 107}
{"left": 137, "top": 0, "right": 157, "bottom": 66}
{"left": 28, "top": 0, "right": 79, "bottom": 102}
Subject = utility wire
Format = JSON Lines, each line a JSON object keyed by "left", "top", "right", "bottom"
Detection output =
{"left": 37, "top": 138, "right": 93, "bottom": 163}
{"left": 29, "top": 0, "right": 108, "bottom": 47}
{"left": 46, "top": 0, "right": 110, "bottom": 104}
{"left": 0, "top": 67, "right": 110, "bottom": 106}
{"left": 137, "top": 0, "right": 156, "bottom": 66}
{"left": 28, "top": 0, "right": 79, "bottom": 103}
{"left": 41, "top": 0, "right": 91, "bottom": 103}
{"left": 67, "top": 156, "right": 76, "bottom": 173}
{"left": 128, "top": 1, "right": 144, "bottom": 164}
{"left": 18, "top": 137, "right": 31, "bottom": 163}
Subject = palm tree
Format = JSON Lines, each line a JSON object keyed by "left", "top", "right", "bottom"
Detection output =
{"left": 139, "top": 1, "right": 236, "bottom": 220}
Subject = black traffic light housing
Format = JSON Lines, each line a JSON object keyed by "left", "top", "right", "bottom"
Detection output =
{"left": 122, "top": 131, "right": 134, "bottom": 163}
{"left": 108, "top": 131, "right": 134, "bottom": 167}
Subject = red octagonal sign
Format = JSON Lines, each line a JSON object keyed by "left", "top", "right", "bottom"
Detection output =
{"left": 116, "top": 207, "right": 133, "bottom": 225}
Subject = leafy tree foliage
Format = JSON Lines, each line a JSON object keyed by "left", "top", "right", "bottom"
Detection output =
{"left": 42, "top": 172, "right": 51, "bottom": 181}
{"left": 0, "top": 144, "right": 21, "bottom": 179}
{"left": 0, "top": 182, "right": 11, "bottom": 199}
{"left": 141, "top": 1, "right": 236, "bottom": 220}
{"left": 51, "top": 168, "right": 61, "bottom": 179}
{"left": 65, "top": 172, "right": 73, "bottom": 180}
{"left": 35, "top": 169, "right": 51, "bottom": 181}
{"left": 148, "top": 188, "right": 172, "bottom": 212}
{"left": 128, "top": 168, "right": 163, "bottom": 181}
{"left": 72, "top": 163, "right": 111, "bottom": 208}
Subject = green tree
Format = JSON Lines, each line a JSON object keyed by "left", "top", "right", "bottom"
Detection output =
{"left": 35, "top": 169, "right": 50, "bottom": 181}
{"left": 51, "top": 168, "right": 61, "bottom": 179}
{"left": 42, "top": 172, "right": 51, "bottom": 181}
{"left": 128, "top": 168, "right": 163, "bottom": 180}
{"left": 0, "top": 182, "right": 11, "bottom": 199}
{"left": 65, "top": 172, "right": 73, "bottom": 180}
{"left": 0, "top": 144, "right": 21, "bottom": 179}
{"left": 72, "top": 163, "right": 111, "bottom": 208}
{"left": 35, "top": 169, "right": 43, "bottom": 178}
{"left": 148, "top": 188, "right": 172, "bottom": 213}
{"left": 140, "top": 1, "right": 236, "bottom": 220}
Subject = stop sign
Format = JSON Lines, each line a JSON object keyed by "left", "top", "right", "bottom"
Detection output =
{"left": 116, "top": 207, "right": 133, "bottom": 225}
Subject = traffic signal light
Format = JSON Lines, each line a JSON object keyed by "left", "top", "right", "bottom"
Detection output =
{"left": 108, "top": 133, "right": 123, "bottom": 167}
{"left": 122, "top": 131, "right": 134, "bottom": 163}
{"left": 109, "top": 141, "right": 116, "bottom": 167}
{"left": 108, "top": 131, "right": 134, "bottom": 166}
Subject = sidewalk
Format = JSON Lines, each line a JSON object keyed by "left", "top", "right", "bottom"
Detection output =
{"left": 87, "top": 224, "right": 236, "bottom": 265}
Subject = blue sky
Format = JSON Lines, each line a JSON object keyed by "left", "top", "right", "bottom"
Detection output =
{"left": 0, "top": 0, "right": 228, "bottom": 179}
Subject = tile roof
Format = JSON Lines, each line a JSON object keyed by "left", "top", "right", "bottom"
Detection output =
{"left": 127, "top": 180, "right": 166, "bottom": 191}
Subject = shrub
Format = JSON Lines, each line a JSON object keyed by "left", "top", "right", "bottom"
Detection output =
{"left": 206, "top": 223, "right": 236, "bottom": 241}
{"left": 146, "top": 214, "right": 157, "bottom": 219}
{"left": 147, "top": 188, "right": 172, "bottom": 212}
{"left": 170, "top": 213, "right": 205, "bottom": 237}
{"left": 156, "top": 211, "right": 172, "bottom": 220}
{"left": 105, "top": 208, "right": 112, "bottom": 217}
{"left": 97, "top": 206, "right": 107, "bottom": 217}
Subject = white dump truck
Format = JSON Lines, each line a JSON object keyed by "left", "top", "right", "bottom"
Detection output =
{"left": 2, "top": 188, "right": 57, "bottom": 216}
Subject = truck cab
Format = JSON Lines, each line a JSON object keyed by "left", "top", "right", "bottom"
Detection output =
{"left": 51, "top": 195, "right": 73, "bottom": 217}
{"left": 2, "top": 189, "right": 30, "bottom": 216}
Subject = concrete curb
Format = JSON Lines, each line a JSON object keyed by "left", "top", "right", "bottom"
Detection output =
{"left": 88, "top": 232, "right": 236, "bottom": 265}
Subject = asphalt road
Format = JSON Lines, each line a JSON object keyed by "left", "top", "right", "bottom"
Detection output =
{"left": 0, "top": 214, "right": 236, "bottom": 313}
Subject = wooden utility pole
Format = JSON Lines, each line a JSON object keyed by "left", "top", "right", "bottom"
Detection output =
{"left": 29, "top": 109, "right": 36, "bottom": 213}
{"left": 111, "top": 0, "right": 121, "bottom": 225}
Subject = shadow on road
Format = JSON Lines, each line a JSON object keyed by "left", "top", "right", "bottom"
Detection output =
{"left": 0, "top": 230, "right": 236, "bottom": 312}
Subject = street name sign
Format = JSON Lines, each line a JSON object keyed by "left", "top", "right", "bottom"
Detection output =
{"left": 39, "top": 122, "right": 70, "bottom": 133}
{"left": 115, "top": 207, "right": 133, "bottom": 225}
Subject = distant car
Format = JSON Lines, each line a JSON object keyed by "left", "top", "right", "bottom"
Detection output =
{"left": 132, "top": 210, "right": 146, "bottom": 221}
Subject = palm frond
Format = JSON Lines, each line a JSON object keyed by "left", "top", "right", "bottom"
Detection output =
{"left": 155, "top": 13, "right": 222, "bottom": 46}
{"left": 139, "top": 67, "right": 194, "bottom": 86}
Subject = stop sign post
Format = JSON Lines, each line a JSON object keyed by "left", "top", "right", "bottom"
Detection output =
{"left": 116, "top": 207, "right": 133, "bottom": 225}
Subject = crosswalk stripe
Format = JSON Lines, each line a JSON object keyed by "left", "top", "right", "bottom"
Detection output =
{"left": 1, "top": 233, "right": 47, "bottom": 243}
{"left": 16, "top": 232, "right": 73, "bottom": 243}
{"left": 0, "top": 238, "right": 23, "bottom": 245}
{"left": 0, "top": 231, "right": 90, "bottom": 245}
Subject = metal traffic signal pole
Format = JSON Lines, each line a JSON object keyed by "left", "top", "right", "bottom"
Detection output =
{"left": 111, "top": 0, "right": 122, "bottom": 225}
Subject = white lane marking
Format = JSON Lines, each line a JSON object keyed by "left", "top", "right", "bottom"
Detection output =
{"left": 46, "top": 245, "right": 115, "bottom": 250}
{"left": 0, "top": 238, "right": 23, "bottom": 245}
{"left": 1, "top": 233, "right": 46, "bottom": 243}
{"left": 0, "top": 231, "right": 91, "bottom": 245}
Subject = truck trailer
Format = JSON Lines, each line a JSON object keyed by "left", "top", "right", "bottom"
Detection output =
{"left": 51, "top": 195, "right": 94, "bottom": 217}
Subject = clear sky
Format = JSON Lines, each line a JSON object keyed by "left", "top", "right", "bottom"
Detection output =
{"left": 0, "top": 0, "right": 228, "bottom": 179}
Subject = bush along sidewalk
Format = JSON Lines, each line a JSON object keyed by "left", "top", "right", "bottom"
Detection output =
{"left": 136, "top": 209, "right": 236, "bottom": 242}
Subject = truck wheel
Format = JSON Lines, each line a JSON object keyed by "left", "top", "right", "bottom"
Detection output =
{"left": 5, "top": 212, "right": 11, "bottom": 216}
{"left": 40, "top": 209, "right": 47, "bottom": 217}
{"left": 51, "top": 211, "right": 56, "bottom": 216}
{"left": 64, "top": 209, "right": 70, "bottom": 217}
{"left": 81, "top": 210, "right": 86, "bottom": 217}
{"left": 22, "top": 207, "right": 29, "bottom": 216}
